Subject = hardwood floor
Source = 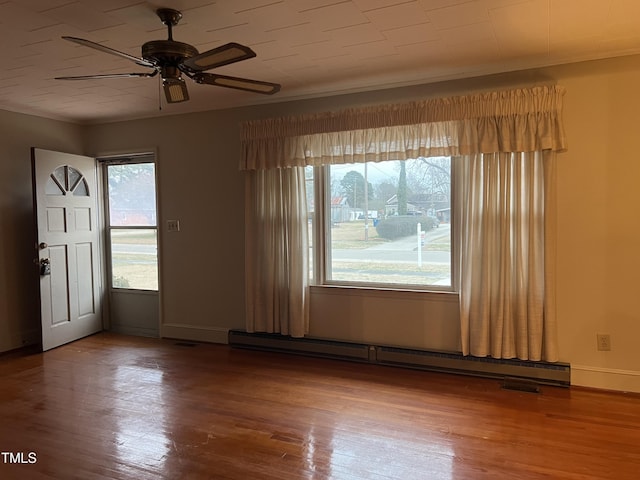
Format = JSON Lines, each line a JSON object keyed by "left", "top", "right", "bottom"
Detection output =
{"left": 0, "top": 333, "right": 638, "bottom": 480}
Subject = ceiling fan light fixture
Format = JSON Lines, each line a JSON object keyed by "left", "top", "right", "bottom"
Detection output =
{"left": 163, "top": 78, "right": 189, "bottom": 103}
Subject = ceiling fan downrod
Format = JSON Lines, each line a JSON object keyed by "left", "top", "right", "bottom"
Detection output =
{"left": 156, "top": 8, "right": 182, "bottom": 41}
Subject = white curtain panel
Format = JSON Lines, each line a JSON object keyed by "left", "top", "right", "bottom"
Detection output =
{"left": 244, "top": 167, "right": 309, "bottom": 337}
{"left": 458, "top": 151, "right": 558, "bottom": 361}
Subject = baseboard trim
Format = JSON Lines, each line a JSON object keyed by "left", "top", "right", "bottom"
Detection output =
{"left": 109, "top": 325, "right": 159, "bottom": 338}
{"left": 161, "top": 324, "right": 229, "bottom": 344}
{"left": 571, "top": 365, "right": 640, "bottom": 394}
{"left": 0, "top": 328, "right": 40, "bottom": 354}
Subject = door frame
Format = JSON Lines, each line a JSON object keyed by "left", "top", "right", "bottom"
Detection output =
{"left": 97, "top": 151, "right": 162, "bottom": 337}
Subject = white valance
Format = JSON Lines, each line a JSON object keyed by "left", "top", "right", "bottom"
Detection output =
{"left": 240, "top": 85, "right": 566, "bottom": 170}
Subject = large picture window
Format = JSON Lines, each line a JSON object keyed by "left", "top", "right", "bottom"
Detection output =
{"left": 309, "top": 158, "right": 452, "bottom": 289}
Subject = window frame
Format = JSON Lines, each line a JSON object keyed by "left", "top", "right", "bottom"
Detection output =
{"left": 102, "top": 157, "right": 159, "bottom": 292}
{"left": 309, "top": 158, "right": 459, "bottom": 293}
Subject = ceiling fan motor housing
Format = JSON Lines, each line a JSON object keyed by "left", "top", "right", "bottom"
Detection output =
{"left": 142, "top": 40, "right": 198, "bottom": 71}
{"left": 141, "top": 8, "right": 198, "bottom": 79}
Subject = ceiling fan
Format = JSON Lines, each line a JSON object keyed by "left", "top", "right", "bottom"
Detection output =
{"left": 55, "top": 8, "right": 281, "bottom": 104}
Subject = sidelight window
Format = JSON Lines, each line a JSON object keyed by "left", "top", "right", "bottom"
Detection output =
{"left": 105, "top": 161, "right": 158, "bottom": 291}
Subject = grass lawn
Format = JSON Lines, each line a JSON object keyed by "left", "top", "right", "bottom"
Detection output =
{"left": 110, "top": 230, "right": 158, "bottom": 290}
{"left": 111, "top": 229, "right": 157, "bottom": 244}
{"left": 329, "top": 220, "right": 387, "bottom": 248}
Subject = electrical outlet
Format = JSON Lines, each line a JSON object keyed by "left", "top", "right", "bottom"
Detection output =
{"left": 597, "top": 334, "right": 611, "bottom": 351}
{"left": 167, "top": 220, "right": 180, "bottom": 232}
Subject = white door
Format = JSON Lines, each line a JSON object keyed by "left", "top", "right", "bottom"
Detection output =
{"left": 32, "top": 148, "right": 103, "bottom": 351}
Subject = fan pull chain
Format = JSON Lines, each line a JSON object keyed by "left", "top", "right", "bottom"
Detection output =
{"left": 158, "top": 75, "right": 162, "bottom": 111}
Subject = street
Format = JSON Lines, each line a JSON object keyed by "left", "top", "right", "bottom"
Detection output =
{"left": 332, "top": 223, "right": 451, "bottom": 264}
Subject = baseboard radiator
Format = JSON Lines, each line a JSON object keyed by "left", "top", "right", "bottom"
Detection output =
{"left": 228, "top": 330, "right": 570, "bottom": 387}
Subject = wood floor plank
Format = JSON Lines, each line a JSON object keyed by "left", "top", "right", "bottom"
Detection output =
{"left": 0, "top": 332, "right": 639, "bottom": 479}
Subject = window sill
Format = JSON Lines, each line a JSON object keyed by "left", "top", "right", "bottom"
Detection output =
{"left": 309, "top": 284, "right": 459, "bottom": 302}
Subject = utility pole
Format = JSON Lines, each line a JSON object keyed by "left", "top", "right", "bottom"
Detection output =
{"left": 364, "top": 163, "right": 369, "bottom": 241}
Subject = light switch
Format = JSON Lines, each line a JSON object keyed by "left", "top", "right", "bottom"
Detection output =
{"left": 167, "top": 220, "right": 180, "bottom": 232}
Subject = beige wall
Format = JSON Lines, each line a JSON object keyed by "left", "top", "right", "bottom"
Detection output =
{"left": 3, "top": 54, "right": 640, "bottom": 392}
{"left": 552, "top": 58, "right": 640, "bottom": 392}
{"left": 84, "top": 111, "right": 249, "bottom": 343}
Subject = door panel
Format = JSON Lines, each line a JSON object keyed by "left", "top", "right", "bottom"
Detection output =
{"left": 48, "top": 245, "right": 70, "bottom": 325}
{"left": 32, "top": 148, "right": 103, "bottom": 351}
{"left": 76, "top": 242, "right": 95, "bottom": 316}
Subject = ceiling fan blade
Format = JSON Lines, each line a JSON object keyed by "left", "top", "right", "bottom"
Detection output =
{"left": 62, "top": 36, "right": 155, "bottom": 68}
{"left": 194, "top": 73, "right": 281, "bottom": 95}
{"left": 182, "top": 42, "right": 256, "bottom": 72}
{"left": 55, "top": 72, "right": 157, "bottom": 80}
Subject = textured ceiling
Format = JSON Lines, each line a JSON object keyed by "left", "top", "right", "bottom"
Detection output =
{"left": 2, "top": 0, "right": 640, "bottom": 124}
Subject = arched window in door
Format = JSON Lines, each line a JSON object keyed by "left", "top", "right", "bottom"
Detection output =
{"left": 45, "top": 165, "right": 89, "bottom": 196}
